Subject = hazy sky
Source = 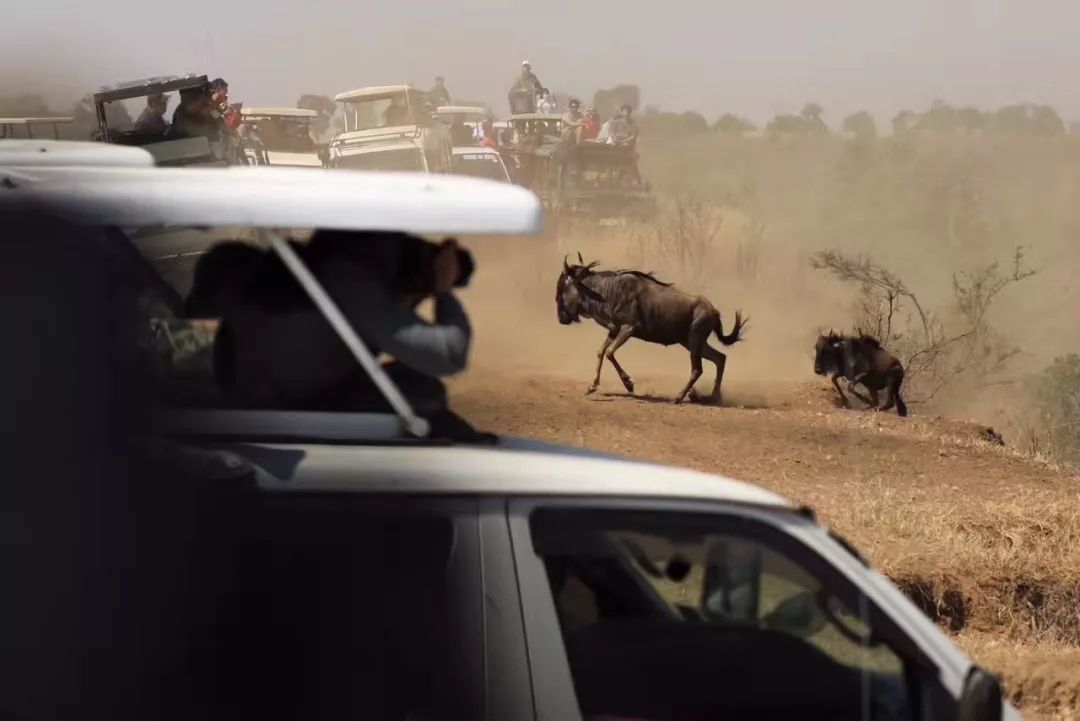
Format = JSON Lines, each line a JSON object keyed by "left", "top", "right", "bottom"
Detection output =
{"left": 5, "top": 0, "right": 1080, "bottom": 124}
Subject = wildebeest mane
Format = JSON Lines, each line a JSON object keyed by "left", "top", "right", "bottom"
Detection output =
{"left": 614, "top": 269, "right": 674, "bottom": 287}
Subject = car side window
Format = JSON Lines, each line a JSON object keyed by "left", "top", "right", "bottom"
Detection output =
{"left": 222, "top": 495, "right": 483, "bottom": 721}
{"left": 531, "top": 508, "right": 917, "bottom": 721}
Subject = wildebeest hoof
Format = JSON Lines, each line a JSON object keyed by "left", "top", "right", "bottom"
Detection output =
{"left": 585, "top": 385, "right": 598, "bottom": 396}
{"left": 622, "top": 378, "right": 635, "bottom": 393}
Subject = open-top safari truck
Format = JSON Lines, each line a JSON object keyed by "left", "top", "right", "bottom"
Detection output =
{"left": 92, "top": 74, "right": 232, "bottom": 166}
{"left": 238, "top": 107, "right": 323, "bottom": 167}
{"left": 536, "top": 141, "right": 656, "bottom": 222}
{"left": 0, "top": 117, "right": 74, "bottom": 140}
{"left": 329, "top": 85, "right": 451, "bottom": 173}
{"left": 435, "top": 105, "right": 489, "bottom": 145}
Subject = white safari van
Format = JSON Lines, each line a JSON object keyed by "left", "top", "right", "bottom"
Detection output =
{"left": 329, "top": 85, "right": 452, "bottom": 173}
{"left": 3, "top": 166, "right": 1013, "bottom": 721}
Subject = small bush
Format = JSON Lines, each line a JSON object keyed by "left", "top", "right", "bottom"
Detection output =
{"left": 1034, "top": 354, "right": 1080, "bottom": 463}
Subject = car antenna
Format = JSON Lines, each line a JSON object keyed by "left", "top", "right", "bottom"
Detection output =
{"left": 262, "top": 229, "right": 431, "bottom": 438}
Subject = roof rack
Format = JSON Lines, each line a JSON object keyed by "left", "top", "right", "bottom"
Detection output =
{"left": 93, "top": 75, "right": 209, "bottom": 104}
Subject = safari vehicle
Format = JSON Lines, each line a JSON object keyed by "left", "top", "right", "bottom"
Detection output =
{"left": 5, "top": 167, "right": 1013, "bottom": 721}
{"left": 329, "top": 85, "right": 451, "bottom": 173}
{"left": 436, "top": 104, "right": 488, "bottom": 144}
{"left": 537, "top": 141, "right": 657, "bottom": 221}
{"left": 451, "top": 146, "right": 512, "bottom": 183}
{"left": 93, "top": 74, "right": 230, "bottom": 166}
{"left": 238, "top": 107, "right": 323, "bottom": 167}
{"left": 0, "top": 116, "right": 73, "bottom": 140}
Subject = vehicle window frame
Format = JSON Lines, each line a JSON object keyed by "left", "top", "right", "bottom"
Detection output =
{"left": 508, "top": 496, "right": 947, "bottom": 721}
{"left": 251, "top": 491, "right": 487, "bottom": 719}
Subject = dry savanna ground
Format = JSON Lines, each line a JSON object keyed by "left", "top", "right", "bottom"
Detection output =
{"left": 449, "top": 132, "right": 1080, "bottom": 721}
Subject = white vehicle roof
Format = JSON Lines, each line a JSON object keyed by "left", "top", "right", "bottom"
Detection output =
{"left": 510, "top": 113, "right": 562, "bottom": 122}
{"left": 436, "top": 106, "right": 487, "bottom": 117}
{"left": 4, "top": 165, "right": 542, "bottom": 234}
{"left": 240, "top": 107, "right": 319, "bottom": 119}
{"left": 335, "top": 140, "right": 422, "bottom": 156}
{"left": 334, "top": 85, "right": 418, "bottom": 103}
{"left": 242, "top": 440, "right": 793, "bottom": 508}
{"left": 0, "top": 140, "right": 155, "bottom": 169}
{"left": 0, "top": 117, "right": 74, "bottom": 126}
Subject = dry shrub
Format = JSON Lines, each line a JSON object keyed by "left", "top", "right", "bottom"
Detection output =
{"left": 809, "top": 247, "right": 1037, "bottom": 404}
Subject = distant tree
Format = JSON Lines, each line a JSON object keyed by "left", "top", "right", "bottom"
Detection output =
{"left": 766, "top": 113, "right": 807, "bottom": 136}
{"left": 991, "top": 104, "right": 1030, "bottom": 134}
{"left": 956, "top": 107, "right": 986, "bottom": 133}
{"left": 69, "top": 94, "right": 132, "bottom": 138}
{"left": 800, "top": 102, "right": 828, "bottom": 134}
{"left": 637, "top": 107, "right": 709, "bottom": 136}
{"left": 842, "top": 110, "right": 876, "bottom": 139}
{"left": 1031, "top": 105, "right": 1066, "bottom": 136}
{"left": 0, "top": 93, "right": 54, "bottom": 118}
{"left": 592, "top": 84, "right": 641, "bottom": 120}
{"left": 714, "top": 113, "right": 755, "bottom": 135}
{"left": 297, "top": 94, "right": 336, "bottom": 118}
{"left": 892, "top": 110, "right": 917, "bottom": 135}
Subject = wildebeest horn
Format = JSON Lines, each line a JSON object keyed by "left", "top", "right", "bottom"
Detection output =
{"left": 577, "top": 251, "right": 584, "bottom": 264}
{"left": 563, "top": 254, "right": 570, "bottom": 272}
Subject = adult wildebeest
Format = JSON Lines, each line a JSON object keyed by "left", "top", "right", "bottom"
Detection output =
{"left": 813, "top": 331, "right": 908, "bottom": 417}
{"left": 556, "top": 254, "right": 746, "bottom": 404}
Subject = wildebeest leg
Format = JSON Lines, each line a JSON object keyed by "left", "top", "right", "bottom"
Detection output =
{"left": 605, "top": 324, "right": 636, "bottom": 393}
{"left": 674, "top": 351, "right": 704, "bottom": 405}
{"left": 831, "top": 373, "right": 850, "bottom": 408}
{"left": 700, "top": 343, "right": 728, "bottom": 405}
{"left": 846, "top": 381, "right": 875, "bottom": 408}
{"left": 586, "top": 331, "right": 617, "bottom": 395}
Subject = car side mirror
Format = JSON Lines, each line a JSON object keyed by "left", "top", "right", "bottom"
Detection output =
{"left": 958, "top": 666, "right": 1004, "bottom": 721}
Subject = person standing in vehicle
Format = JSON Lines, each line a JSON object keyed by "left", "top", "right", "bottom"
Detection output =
{"left": 169, "top": 85, "right": 220, "bottom": 143}
{"left": 537, "top": 88, "right": 557, "bottom": 114}
{"left": 134, "top": 93, "right": 169, "bottom": 134}
{"left": 210, "top": 78, "right": 229, "bottom": 115}
{"left": 508, "top": 60, "right": 543, "bottom": 114}
{"left": 429, "top": 76, "right": 451, "bottom": 107}
{"left": 480, "top": 120, "right": 498, "bottom": 149}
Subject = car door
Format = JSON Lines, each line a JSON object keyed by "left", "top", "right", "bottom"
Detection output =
{"left": 508, "top": 497, "right": 962, "bottom": 721}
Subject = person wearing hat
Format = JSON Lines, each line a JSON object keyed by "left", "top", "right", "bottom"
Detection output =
{"left": 508, "top": 60, "right": 543, "bottom": 114}
{"left": 134, "top": 92, "right": 170, "bottom": 134}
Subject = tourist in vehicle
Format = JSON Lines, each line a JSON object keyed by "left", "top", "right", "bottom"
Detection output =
{"left": 429, "top": 76, "right": 451, "bottom": 107}
{"left": 508, "top": 60, "right": 543, "bottom": 114}
{"left": 383, "top": 96, "right": 409, "bottom": 126}
{"left": 449, "top": 118, "right": 474, "bottom": 146}
{"left": 134, "top": 92, "right": 170, "bottom": 134}
{"left": 210, "top": 78, "right": 229, "bottom": 115}
{"left": 561, "top": 98, "right": 587, "bottom": 144}
{"left": 537, "top": 88, "right": 558, "bottom": 114}
{"left": 480, "top": 120, "right": 498, "bottom": 149}
{"left": 186, "top": 232, "right": 475, "bottom": 418}
{"left": 582, "top": 106, "right": 600, "bottom": 140}
{"left": 169, "top": 85, "right": 220, "bottom": 143}
{"left": 609, "top": 103, "right": 639, "bottom": 146}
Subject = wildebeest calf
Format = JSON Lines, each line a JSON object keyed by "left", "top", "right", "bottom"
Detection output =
{"left": 813, "top": 331, "right": 908, "bottom": 417}
{"left": 556, "top": 254, "right": 746, "bottom": 404}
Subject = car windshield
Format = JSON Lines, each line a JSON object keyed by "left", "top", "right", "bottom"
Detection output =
{"left": 248, "top": 118, "right": 314, "bottom": 152}
{"left": 335, "top": 148, "right": 425, "bottom": 172}
{"left": 346, "top": 94, "right": 428, "bottom": 130}
{"left": 452, "top": 153, "right": 508, "bottom": 182}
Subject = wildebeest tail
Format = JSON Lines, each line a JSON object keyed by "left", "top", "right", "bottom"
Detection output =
{"left": 716, "top": 310, "right": 747, "bottom": 346}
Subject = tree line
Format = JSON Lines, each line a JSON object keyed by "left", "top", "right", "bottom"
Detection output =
{"left": 2, "top": 86, "right": 1071, "bottom": 140}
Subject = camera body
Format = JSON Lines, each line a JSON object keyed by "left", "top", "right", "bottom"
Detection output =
{"left": 396, "top": 237, "right": 475, "bottom": 297}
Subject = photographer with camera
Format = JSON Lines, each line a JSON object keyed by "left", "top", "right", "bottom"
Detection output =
{"left": 185, "top": 230, "right": 481, "bottom": 436}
